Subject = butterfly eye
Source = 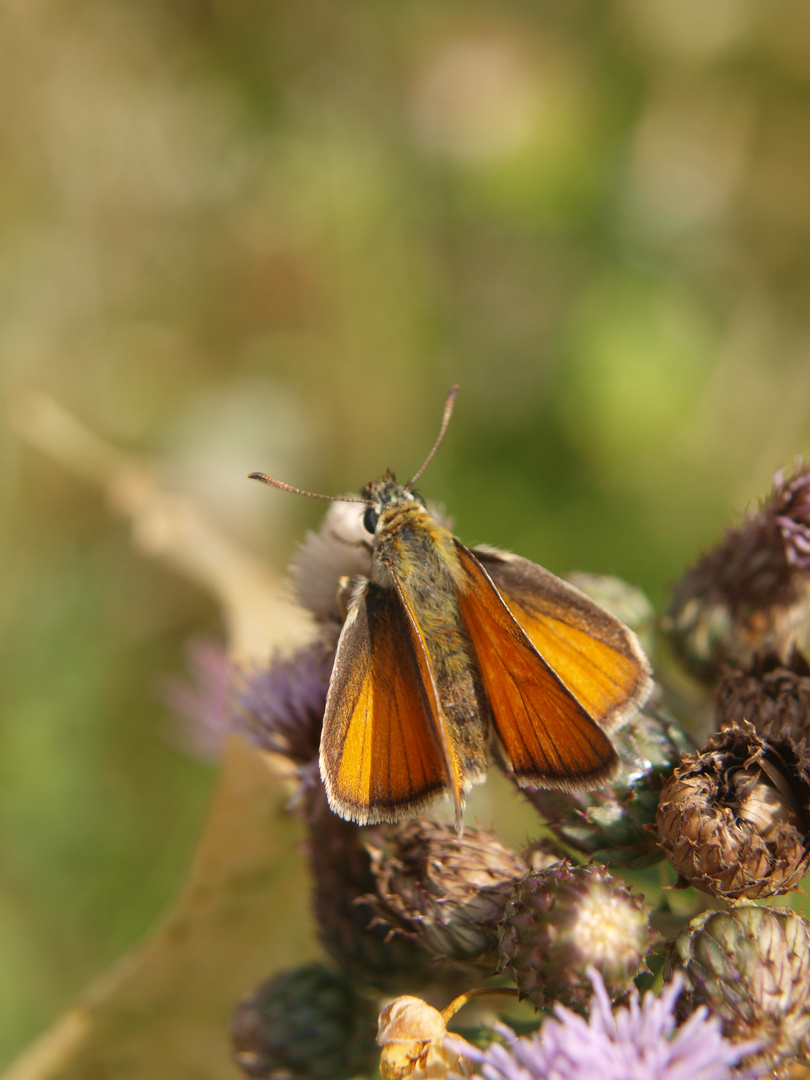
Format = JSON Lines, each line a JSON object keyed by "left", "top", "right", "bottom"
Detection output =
{"left": 363, "top": 506, "right": 379, "bottom": 534}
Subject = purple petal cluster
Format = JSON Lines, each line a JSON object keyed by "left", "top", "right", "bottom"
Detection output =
{"left": 452, "top": 970, "right": 759, "bottom": 1080}
{"left": 233, "top": 640, "right": 333, "bottom": 767}
{"left": 772, "top": 464, "right": 810, "bottom": 569}
{"left": 164, "top": 637, "right": 333, "bottom": 773}
{"left": 164, "top": 639, "right": 234, "bottom": 759}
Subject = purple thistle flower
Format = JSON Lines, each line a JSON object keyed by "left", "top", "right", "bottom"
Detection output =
{"left": 164, "top": 637, "right": 334, "bottom": 783}
{"left": 163, "top": 639, "right": 234, "bottom": 759}
{"left": 772, "top": 464, "right": 810, "bottom": 569}
{"left": 233, "top": 638, "right": 333, "bottom": 770}
{"left": 662, "top": 461, "right": 810, "bottom": 679}
{"left": 451, "top": 970, "right": 760, "bottom": 1080}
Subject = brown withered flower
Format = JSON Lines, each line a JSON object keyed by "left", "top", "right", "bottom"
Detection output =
{"left": 366, "top": 820, "right": 529, "bottom": 967}
{"left": 662, "top": 463, "right": 810, "bottom": 681}
{"left": 715, "top": 649, "right": 810, "bottom": 743}
{"left": 655, "top": 720, "right": 810, "bottom": 899}
{"left": 376, "top": 995, "right": 473, "bottom": 1080}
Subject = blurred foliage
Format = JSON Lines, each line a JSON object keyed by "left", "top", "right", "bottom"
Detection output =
{"left": 3, "top": 0, "right": 810, "bottom": 1071}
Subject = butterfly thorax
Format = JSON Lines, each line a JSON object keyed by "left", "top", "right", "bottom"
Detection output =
{"left": 359, "top": 473, "right": 487, "bottom": 783}
{"left": 361, "top": 472, "right": 461, "bottom": 598}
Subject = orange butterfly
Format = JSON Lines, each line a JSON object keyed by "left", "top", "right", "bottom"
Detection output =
{"left": 251, "top": 388, "right": 652, "bottom": 828}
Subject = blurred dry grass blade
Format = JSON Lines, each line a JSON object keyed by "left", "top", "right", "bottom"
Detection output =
{"left": 1, "top": 737, "right": 313, "bottom": 1080}
{"left": 4, "top": 394, "right": 318, "bottom": 1078}
{"left": 8, "top": 391, "right": 313, "bottom": 662}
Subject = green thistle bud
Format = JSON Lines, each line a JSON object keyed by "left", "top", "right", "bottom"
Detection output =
{"left": 662, "top": 464, "right": 810, "bottom": 682}
{"left": 523, "top": 703, "right": 693, "bottom": 868}
{"left": 715, "top": 649, "right": 810, "bottom": 743}
{"left": 231, "top": 962, "right": 378, "bottom": 1080}
{"left": 498, "top": 861, "right": 652, "bottom": 1010}
{"left": 665, "top": 905, "right": 810, "bottom": 1076}
{"left": 367, "top": 820, "right": 528, "bottom": 967}
{"left": 655, "top": 720, "right": 810, "bottom": 899}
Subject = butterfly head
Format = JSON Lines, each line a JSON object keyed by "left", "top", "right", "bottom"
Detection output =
{"left": 360, "top": 469, "right": 428, "bottom": 538}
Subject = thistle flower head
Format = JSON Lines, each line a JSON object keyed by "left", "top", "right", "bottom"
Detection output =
{"left": 655, "top": 720, "right": 810, "bottom": 899}
{"left": 306, "top": 788, "right": 427, "bottom": 994}
{"left": 163, "top": 638, "right": 234, "bottom": 758}
{"left": 666, "top": 905, "right": 810, "bottom": 1076}
{"left": 233, "top": 638, "right": 333, "bottom": 787}
{"left": 452, "top": 969, "right": 758, "bottom": 1080}
{"left": 367, "top": 820, "right": 528, "bottom": 967}
{"left": 772, "top": 463, "right": 810, "bottom": 568}
{"left": 498, "top": 862, "right": 652, "bottom": 1010}
{"left": 523, "top": 703, "right": 694, "bottom": 868}
{"left": 715, "top": 649, "right": 810, "bottom": 743}
{"left": 289, "top": 501, "right": 373, "bottom": 624}
{"left": 230, "top": 962, "right": 377, "bottom": 1080}
{"left": 663, "top": 462, "right": 810, "bottom": 680}
{"left": 232, "top": 643, "right": 432, "bottom": 993}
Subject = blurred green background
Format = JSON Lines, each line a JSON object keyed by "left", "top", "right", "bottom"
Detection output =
{"left": 3, "top": 0, "right": 810, "bottom": 1068}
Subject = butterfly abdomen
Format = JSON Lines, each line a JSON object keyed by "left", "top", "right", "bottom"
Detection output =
{"left": 374, "top": 498, "right": 489, "bottom": 785}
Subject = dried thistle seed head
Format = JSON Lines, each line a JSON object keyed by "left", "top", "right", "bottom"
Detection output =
{"left": 522, "top": 703, "right": 693, "bottom": 869}
{"left": 498, "top": 861, "right": 652, "bottom": 1010}
{"left": 231, "top": 962, "right": 378, "bottom": 1080}
{"left": 366, "top": 820, "right": 528, "bottom": 966}
{"left": 715, "top": 649, "right": 810, "bottom": 742}
{"left": 306, "top": 788, "right": 426, "bottom": 995}
{"left": 662, "top": 463, "right": 810, "bottom": 681}
{"left": 655, "top": 720, "right": 810, "bottom": 899}
{"left": 665, "top": 905, "right": 810, "bottom": 1077}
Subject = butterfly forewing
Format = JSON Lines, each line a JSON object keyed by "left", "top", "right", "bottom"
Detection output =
{"left": 320, "top": 580, "right": 453, "bottom": 824}
{"left": 454, "top": 543, "right": 620, "bottom": 788}
{"left": 470, "top": 547, "right": 652, "bottom": 727}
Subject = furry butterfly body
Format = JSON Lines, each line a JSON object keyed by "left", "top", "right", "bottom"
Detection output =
{"left": 250, "top": 388, "right": 652, "bottom": 828}
{"left": 320, "top": 471, "right": 652, "bottom": 826}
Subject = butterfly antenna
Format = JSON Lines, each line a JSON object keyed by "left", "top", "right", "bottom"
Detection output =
{"left": 406, "top": 385, "right": 459, "bottom": 489}
{"left": 248, "top": 472, "right": 368, "bottom": 504}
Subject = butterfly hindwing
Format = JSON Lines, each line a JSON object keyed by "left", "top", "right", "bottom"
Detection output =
{"left": 453, "top": 543, "right": 620, "bottom": 789}
{"left": 319, "top": 579, "right": 453, "bottom": 824}
{"left": 470, "top": 545, "right": 653, "bottom": 728}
